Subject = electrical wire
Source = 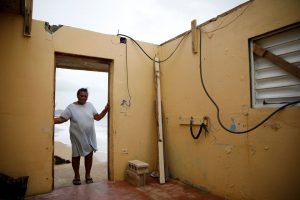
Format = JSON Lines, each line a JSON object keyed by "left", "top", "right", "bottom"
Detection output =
{"left": 117, "top": 7, "right": 299, "bottom": 133}
{"left": 117, "top": 32, "right": 189, "bottom": 63}
{"left": 201, "top": 2, "right": 252, "bottom": 34}
{"left": 125, "top": 42, "right": 131, "bottom": 106}
{"left": 198, "top": 28, "right": 300, "bottom": 134}
{"left": 190, "top": 117, "right": 209, "bottom": 139}
{"left": 119, "top": 31, "right": 188, "bottom": 106}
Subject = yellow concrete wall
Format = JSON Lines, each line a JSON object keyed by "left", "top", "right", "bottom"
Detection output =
{"left": 52, "top": 23, "right": 159, "bottom": 182}
{"left": 0, "top": 14, "right": 158, "bottom": 195}
{"left": 0, "top": 14, "right": 55, "bottom": 195}
{"left": 159, "top": 0, "right": 300, "bottom": 200}
{"left": 1, "top": 0, "right": 300, "bottom": 199}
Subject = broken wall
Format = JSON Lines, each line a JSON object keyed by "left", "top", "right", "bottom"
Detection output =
{"left": 0, "top": 13, "right": 159, "bottom": 195}
{"left": 159, "top": 0, "right": 300, "bottom": 199}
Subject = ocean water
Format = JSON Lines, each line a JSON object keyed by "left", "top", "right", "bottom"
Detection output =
{"left": 54, "top": 121, "right": 108, "bottom": 162}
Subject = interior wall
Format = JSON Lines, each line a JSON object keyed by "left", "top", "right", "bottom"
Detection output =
{"left": 159, "top": 0, "right": 300, "bottom": 200}
{"left": 0, "top": 14, "right": 159, "bottom": 196}
{"left": 0, "top": 14, "right": 55, "bottom": 195}
{"left": 1, "top": 0, "right": 299, "bottom": 199}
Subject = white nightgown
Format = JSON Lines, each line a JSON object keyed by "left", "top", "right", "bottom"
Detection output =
{"left": 61, "top": 102, "right": 98, "bottom": 157}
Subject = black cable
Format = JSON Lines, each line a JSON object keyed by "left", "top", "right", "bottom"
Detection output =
{"left": 117, "top": 32, "right": 189, "bottom": 63}
{"left": 190, "top": 123, "right": 204, "bottom": 139}
{"left": 190, "top": 119, "right": 208, "bottom": 139}
{"left": 198, "top": 29, "right": 300, "bottom": 134}
{"left": 125, "top": 42, "right": 131, "bottom": 106}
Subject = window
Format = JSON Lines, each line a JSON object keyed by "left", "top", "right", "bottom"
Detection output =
{"left": 250, "top": 24, "right": 300, "bottom": 107}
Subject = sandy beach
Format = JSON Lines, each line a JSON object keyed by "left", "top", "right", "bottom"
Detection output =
{"left": 54, "top": 141, "right": 108, "bottom": 189}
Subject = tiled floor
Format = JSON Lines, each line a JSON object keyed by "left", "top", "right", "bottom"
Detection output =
{"left": 27, "top": 177, "right": 225, "bottom": 200}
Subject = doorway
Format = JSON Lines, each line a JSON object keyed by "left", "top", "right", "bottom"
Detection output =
{"left": 53, "top": 53, "right": 111, "bottom": 189}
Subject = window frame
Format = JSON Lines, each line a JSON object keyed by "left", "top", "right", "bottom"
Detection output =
{"left": 249, "top": 23, "right": 300, "bottom": 108}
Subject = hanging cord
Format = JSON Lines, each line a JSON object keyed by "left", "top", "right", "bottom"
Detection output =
{"left": 189, "top": 116, "right": 209, "bottom": 139}
{"left": 117, "top": 32, "right": 189, "bottom": 63}
{"left": 125, "top": 42, "right": 131, "bottom": 106}
{"left": 198, "top": 29, "right": 300, "bottom": 134}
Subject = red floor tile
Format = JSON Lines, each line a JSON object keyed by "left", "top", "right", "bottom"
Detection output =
{"left": 27, "top": 177, "right": 225, "bottom": 200}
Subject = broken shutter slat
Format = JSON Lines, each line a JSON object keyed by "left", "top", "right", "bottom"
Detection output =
{"left": 253, "top": 43, "right": 300, "bottom": 79}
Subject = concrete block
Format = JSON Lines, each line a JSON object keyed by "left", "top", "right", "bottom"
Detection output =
{"left": 125, "top": 169, "right": 146, "bottom": 187}
{"left": 128, "top": 160, "right": 149, "bottom": 175}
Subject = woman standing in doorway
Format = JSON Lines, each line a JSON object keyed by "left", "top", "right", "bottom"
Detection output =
{"left": 54, "top": 88, "right": 109, "bottom": 185}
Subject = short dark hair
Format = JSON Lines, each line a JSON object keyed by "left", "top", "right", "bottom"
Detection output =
{"left": 77, "top": 88, "right": 88, "bottom": 96}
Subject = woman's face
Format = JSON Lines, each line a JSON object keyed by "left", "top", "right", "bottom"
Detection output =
{"left": 77, "top": 91, "right": 88, "bottom": 105}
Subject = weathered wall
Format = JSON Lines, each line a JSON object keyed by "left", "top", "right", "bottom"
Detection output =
{"left": 0, "top": 14, "right": 55, "bottom": 195}
{"left": 52, "top": 23, "right": 159, "bottom": 182}
{"left": 159, "top": 0, "right": 300, "bottom": 200}
{"left": 0, "top": 13, "right": 159, "bottom": 195}
{"left": 1, "top": 0, "right": 300, "bottom": 199}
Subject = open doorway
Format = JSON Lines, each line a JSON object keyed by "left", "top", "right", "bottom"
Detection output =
{"left": 53, "top": 53, "right": 111, "bottom": 189}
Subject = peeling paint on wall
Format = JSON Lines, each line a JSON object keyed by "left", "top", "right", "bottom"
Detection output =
{"left": 230, "top": 118, "right": 236, "bottom": 132}
{"left": 249, "top": 145, "right": 256, "bottom": 156}
{"left": 225, "top": 145, "right": 233, "bottom": 155}
{"left": 270, "top": 123, "right": 281, "bottom": 131}
{"left": 44, "top": 22, "right": 63, "bottom": 34}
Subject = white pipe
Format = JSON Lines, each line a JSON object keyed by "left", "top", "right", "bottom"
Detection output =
{"left": 155, "top": 57, "right": 165, "bottom": 184}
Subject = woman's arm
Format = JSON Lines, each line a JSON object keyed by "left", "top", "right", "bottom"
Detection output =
{"left": 94, "top": 103, "right": 109, "bottom": 121}
{"left": 54, "top": 116, "right": 68, "bottom": 124}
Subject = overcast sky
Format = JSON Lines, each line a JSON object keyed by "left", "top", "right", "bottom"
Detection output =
{"left": 55, "top": 68, "right": 108, "bottom": 112}
{"left": 33, "top": 0, "right": 248, "bottom": 44}
{"left": 33, "top": 0, "right": 247, "bottom": 111}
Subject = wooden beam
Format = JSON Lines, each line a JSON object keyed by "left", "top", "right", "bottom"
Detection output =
{"left": 55, "top": 53, "right": 111, "bottom": 72}
{"left": 253, "top": 43, "right": 300, "bottom": 79}
{"left": 23, "top": 0, "right": 33, "bottom": 36}
{"left": 191, "top": 19, "right": 198, "bottom": 54}
{"left": 0, "top": 0, "right": 22, "bottom": 14}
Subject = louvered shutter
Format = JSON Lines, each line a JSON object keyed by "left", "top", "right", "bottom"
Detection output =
{"left": 250, "top": 25, "right": 300, "bottom": 107}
